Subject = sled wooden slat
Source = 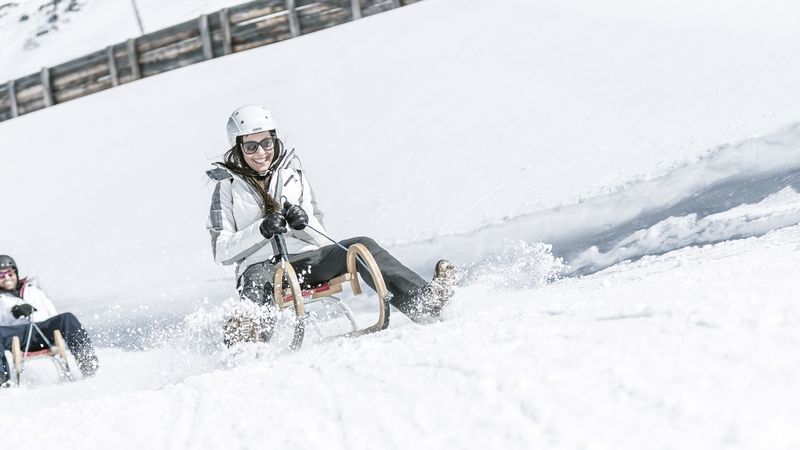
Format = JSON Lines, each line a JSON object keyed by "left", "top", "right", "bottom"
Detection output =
{"left": 274, "top": 261, "right": 305, "bottom": 316}
{"left": 282, "top": 283, "right": 334, "bottom": 302}
{"left": 273, "top": 257, "right": 306, "bottom": 351}
{"left": 327, "top": 273, "right": 353, "bottom": 286}
{"left": 346, "top": 243, "right": 388, "bottom": 330}
{"left": 54, "top": 330, "right": 71, "bottom": 367}
{"left": 279, "top": 273, "right": 353, "bottom": 304}
{"left": 22, "top": 349, "right": 54, "bottom": 358}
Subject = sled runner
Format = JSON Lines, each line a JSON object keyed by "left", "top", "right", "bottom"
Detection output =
{"left": 225, "top": 234, "right": 391, "bottom": 352}
{"left": 274, "top": 242, "right": 390, "bottom": 351}
{"left": 10, "top": 321, "right": 73, "bottom": 386}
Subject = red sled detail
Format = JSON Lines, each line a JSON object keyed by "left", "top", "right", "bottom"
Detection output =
{"left": 282, "top": 283, "right": 332, "bottom": 302}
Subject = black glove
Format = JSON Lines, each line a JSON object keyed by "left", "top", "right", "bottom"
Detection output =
{"left": 11, "top": 303, "right": 36, "bottom": 319}
{"left": 283, "top": 201, "right": 308, "bottom": 230}
{"left": 259, "top": 212, "right": 287, "bottom": 239}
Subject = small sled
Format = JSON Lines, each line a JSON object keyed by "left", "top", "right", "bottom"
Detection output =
{"left": 273, "top": 242, "right": 390, "bottom": 351}
{"left": 10, "top": 321, "right": 73, "bottom": 386}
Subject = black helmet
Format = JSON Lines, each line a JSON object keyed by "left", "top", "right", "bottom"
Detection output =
{"left": 0, "top": 255, "right": 17, "bottom": 273}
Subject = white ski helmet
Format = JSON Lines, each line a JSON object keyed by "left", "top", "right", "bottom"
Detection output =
{"left": 226, "top": 105, "right": 277, "bottom": 147}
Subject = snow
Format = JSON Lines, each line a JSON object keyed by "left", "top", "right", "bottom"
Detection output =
{"left": 1, "top": 0, "right": 800, "bottom": 448}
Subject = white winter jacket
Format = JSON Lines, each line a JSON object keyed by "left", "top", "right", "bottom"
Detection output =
{"left": 206, "top": 150, "right": 328, "bottom": 279}
{"left": 0, "top": 278, "right": 58, "bottom": 326}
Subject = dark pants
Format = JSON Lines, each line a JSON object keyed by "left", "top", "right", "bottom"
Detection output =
{"left": 1, "top": 312, "right": 96, "bottom": 382}
{"left": 239, "top": 236, "right": 427, "bottom": 318}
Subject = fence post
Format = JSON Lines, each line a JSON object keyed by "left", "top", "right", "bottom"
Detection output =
{"left": 199, "top": 14, "right": 213, "bottom": 60}
{"left": 40, "top": 67, "right": 54, "bottom": 107}
{"left": 286, "top": 0, "right": 300, "bottom": 37}
{"left": 127, "top": 38, "right": 141, "bottom": 80}
{"left": 350, "top": 0, "right": 362, "bottom": 19}
{"left": 220, "top": 9, "right": 232, "bottom": 55}
{"left": 107, "top": 45, "right": 120, "bottom": 87}
{"left": 7, "top": 80, "right": 18, "bottom": 118}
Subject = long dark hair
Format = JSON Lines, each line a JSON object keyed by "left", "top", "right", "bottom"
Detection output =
{"left": 221, "top": 131, "right": 282, "bottom": 217}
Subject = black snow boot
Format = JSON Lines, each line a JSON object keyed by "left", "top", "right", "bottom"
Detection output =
{"left": 223, "top": 308, "right": 276, "bottom": 347}
{"left": 77, "top": 354, "right": 99, "bottom": 378}
{"left": 428, "top": 259, "right": 457, "bottom": 314}
{"left": 408, "top": 259, "right": 458, "bottom": 322}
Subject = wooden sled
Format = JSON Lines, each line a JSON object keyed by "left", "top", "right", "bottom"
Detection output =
{"left": 10, "top": 323, "right": 73, "bottom": 386}
{"left": 273, "top": 243, "right": 390, "bottom": 351}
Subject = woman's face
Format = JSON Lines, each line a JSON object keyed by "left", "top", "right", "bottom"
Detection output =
{"left": 0, "top": 268, "right": 17, "bottom": 291}
{"left": 240, "top": 131, "right": 275, "bottom": 173}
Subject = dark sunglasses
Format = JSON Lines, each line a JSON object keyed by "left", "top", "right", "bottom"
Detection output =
{"left": 0, "top": 268, "right": 15, "bottom": 278}
{"left": 241, "top": 137, "right": 275, "bottom": 155}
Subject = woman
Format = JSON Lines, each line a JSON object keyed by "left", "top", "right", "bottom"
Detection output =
{"left": 0, "top": 255, "right": 99, "bottom": 386}
{"left": 206, "top": 105, "right": 455, "bottom": 336}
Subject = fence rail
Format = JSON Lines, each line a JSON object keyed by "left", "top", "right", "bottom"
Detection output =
{"left": 0, "top": 0, "right": 421, "bottom": 123}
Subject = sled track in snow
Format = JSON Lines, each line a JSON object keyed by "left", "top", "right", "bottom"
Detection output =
{"left": 559, "top": 165, "right": 800, "bottom": 275}
{"left": 394, "top": 123, "right": 800, "bottom": 278}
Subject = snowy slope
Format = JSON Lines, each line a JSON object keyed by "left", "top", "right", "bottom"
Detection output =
{"left": 1, "top": 0, "right": 800, "bottom": 448}
{"left": 3, "top": 225, "right": 800, "bottom": 449}
{"left": 0, "top": 0, "right": 246, "bottom": 81}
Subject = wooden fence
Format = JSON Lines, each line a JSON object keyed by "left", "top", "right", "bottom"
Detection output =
{"left": 0, "top": 0, "right": 421, "bottom": 123}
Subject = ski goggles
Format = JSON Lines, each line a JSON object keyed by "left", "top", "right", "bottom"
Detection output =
{"left": 241, "top": 137, "right": 275, "bottom": 155}
{"left": 0, "top": 268, "right": 15, "bottom": 278}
